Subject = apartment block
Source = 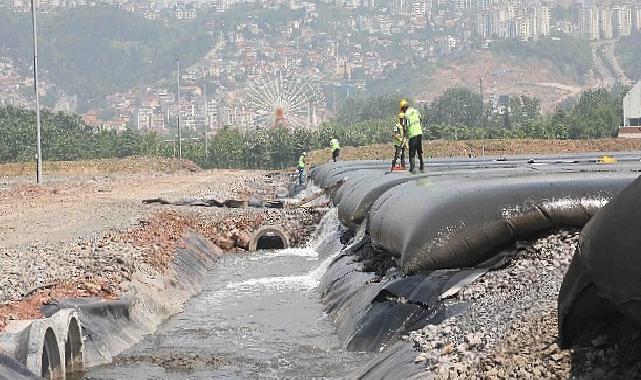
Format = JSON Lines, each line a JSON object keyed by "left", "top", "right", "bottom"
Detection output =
{"left": 634, "top": 7, "right": 641, "bottom": 32}
{"left": 612, "top": 6, "right": 632, "bottom": 37}
{"left": 600, "top": 7, "right": 613, "bottom": 39}
{"left": 579, "top": 7, "right": 600, "bottom": 40}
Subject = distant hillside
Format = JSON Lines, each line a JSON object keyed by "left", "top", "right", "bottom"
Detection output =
{"left": 365, "top": 37, "right": 593, "bottom": 111}
{"left": 0, "top": 7, "right": 212, "bottom": 109}
{"left": 490, "top": 37, "right": 594, "bottom": 84}
{"left": 616, "top": 33, "right": 641, "bottom": 82}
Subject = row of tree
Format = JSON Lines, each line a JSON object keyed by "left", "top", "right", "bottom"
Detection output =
{"left": 0, "top": 86, "right": 629, "bottom": 169}
{"left": 0, "top": 106, "right": 162, "bottom": 162}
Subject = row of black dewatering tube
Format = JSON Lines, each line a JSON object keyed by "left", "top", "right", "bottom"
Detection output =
{"left": 311, "top": 157, "right": 641, "bottom": 354}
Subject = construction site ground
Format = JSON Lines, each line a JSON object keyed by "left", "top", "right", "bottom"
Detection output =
{"left": 0, "top": 158, "right": 321, "bottom": 332}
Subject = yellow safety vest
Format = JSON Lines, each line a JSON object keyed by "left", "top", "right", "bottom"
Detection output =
{"left": 405, "top": 107, "right": 423, "bottom": 139}
{"left": 298, "top": 155, "right": 306, "bottom": 168}
{"left": 393, "top": 123, "right": 404, "bottom": 146}
{"left": 330, "top": 139, "right": 340, "bottom": 151}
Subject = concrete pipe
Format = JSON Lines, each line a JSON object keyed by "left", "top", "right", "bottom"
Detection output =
{"left": 25, "top": 324, "right": 63, "bottom": 380}
{"left": 0, "top": 309, "right": 84, "bottom": 379}
{"left": 64, "top": 317, "right": 83, "bottom": 374}
{"left": 249, "top": 226, "right": 290, "bottom": 251}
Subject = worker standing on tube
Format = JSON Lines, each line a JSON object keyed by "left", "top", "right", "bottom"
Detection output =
{"left": 297, "top": 152, "right": 307, "bottom": 185}
{"left": 391, "top": 112, "right": 406, "bottom": 171}
{"left": 329, "top": 138, "right": 341, "bottom": 162}
{"left": 400, "top": 99, "right": 424, "bottom": 174}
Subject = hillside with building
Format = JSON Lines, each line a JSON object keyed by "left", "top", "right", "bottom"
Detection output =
{"left": 0, "top": 0, "right": 640, "bottom": 138}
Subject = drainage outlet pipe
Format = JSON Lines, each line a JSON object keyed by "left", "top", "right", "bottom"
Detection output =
{"left": 249, "top": 226, "right": 290, "bottom": 251}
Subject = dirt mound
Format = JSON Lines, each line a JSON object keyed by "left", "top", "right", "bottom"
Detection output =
{"left": 0, "top": 156, "right": 201, "bottom": 177}
{"left": 308, "top": 139, "right": 641, "bottom": 166}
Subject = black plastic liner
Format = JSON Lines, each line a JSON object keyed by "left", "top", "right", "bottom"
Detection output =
{"left": 320, "top": 252, "right": 479, "bottom": 353}
{"left": 355, "top": 341, "right": 423, "bottom": 379}
{"left": 558, "top": 176, "right": 641, "bottom": 347}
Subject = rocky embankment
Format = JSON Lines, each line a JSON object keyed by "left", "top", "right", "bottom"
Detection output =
{"left": 405, "top": 229, "right": 641, "bottom": 378}
{"left": 0, "top": 167, "right": 320, "bottom": 331}
{"left": 408, "top": 231, "right": 577, "bottom": 378}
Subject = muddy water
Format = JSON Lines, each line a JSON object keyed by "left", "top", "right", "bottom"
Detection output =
{"left": 83, "top": 210, "right": 374, "bottom": 379}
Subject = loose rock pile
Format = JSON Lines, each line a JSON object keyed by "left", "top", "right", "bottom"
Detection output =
{"left": 409, "top": 230, "right": 579, "bottom": 378}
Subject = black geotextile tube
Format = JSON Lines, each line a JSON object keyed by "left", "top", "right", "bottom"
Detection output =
{"left": 368, "top": 173, "right": 637, "bottom": 275}
{"left": 332, "top": 169, "right": 383, "bottom": 206}
{"left": 558, "top": 175, "right": 641, "bottom": 347}
{"left": 311, "top": 161, "right": 388, "bottom": 188}
{"left": 335, "top": 166, "right": 558, "bottom": 232}
{"left": 337, "top": 173, "right": 428, "bottom": 227}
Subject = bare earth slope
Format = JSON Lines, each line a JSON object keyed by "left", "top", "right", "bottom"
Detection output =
{"left": 417, "top": 51, "right": 588, "bottom": 112}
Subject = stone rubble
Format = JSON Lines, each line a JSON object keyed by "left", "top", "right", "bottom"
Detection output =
{"left": 410, "top": 230, "right": 579, "bottom": 378}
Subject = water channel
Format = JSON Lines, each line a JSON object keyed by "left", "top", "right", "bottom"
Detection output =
{"left": 83, "top": 210, "right": 375, "bottom": 379}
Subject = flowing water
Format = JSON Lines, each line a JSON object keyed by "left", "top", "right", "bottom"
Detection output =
{"left": 83, "top": 210, "right": 374, "bottom": 379}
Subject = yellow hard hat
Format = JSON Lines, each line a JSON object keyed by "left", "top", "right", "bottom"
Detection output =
{"left": 400, "top": 99, "right": 408, "bottom": 109}
{"left": 398, "top": 112, "right": 405, "bottom": 119}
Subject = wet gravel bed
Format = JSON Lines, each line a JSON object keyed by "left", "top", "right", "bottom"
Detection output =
{"left": 408, "top": 230, "right": 579, "bottom": 378}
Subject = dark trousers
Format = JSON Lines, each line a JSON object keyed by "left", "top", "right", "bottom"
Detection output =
{"left": 297, "top": 167, "right": 305, "bottom": 185}
{"left": 392, "top": 145, "right": 406, "bottom": 168}
{"left": 332, "top": 149, "right": 340, "bottom": 162}
{"left": 408, "top": 135, "right": 424, "bottom": 173}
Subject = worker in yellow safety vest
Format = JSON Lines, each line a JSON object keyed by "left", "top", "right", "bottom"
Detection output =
{"left": 392, "top": 112, "right": 406, "bottom": 170}
{"left": 400, "top": 99, "right": 424, "bottom": 173}
{"left": 297, "top": 152, "right": 307, "bottom": 185}
{"left": 329, "top": 138, "right": 340, "bottom": 162}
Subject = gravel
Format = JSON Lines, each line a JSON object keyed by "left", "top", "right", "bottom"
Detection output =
{"left": 409, "top": 230, "right": 579, "bottom": 378}
{"left": 0, "top": 169, "right": 320, "bottom": 330}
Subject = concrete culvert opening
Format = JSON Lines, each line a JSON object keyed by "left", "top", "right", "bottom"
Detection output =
{"left": 256, "top": 234, "right": 286, "bottom": 250}
{"left": 41, "top": 327, "right": 62, "bottom": 379}
{"left": 65, "top": 317, "right": 83, "bottom": 373}
{"left": 249, "top": 227, "right": 290, "bottom": 251}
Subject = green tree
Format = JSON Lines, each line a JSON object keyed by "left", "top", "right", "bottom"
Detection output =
{"left": 425, "top": 88, "right": 483, "bottom": 128}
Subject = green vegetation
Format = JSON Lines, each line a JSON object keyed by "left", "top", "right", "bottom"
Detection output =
{"left": 334, "top": 95, "right": 406, "bottom": 125}
{"left": 421, "top": 87, "right": 626, "bottom": 140}
{"left": 0, "top": 86, "right": 628, "bottom": 169}
{"left": 0, "top": 7, "right": 212, "bottom": 109}
{"left": 426, "top": 87, "right": 483, "bottom": 127}
{"left": 0, "top": 105, "right": 162, "bottom": 162}
{"left": 0, "top": 104, "right": 391, "bottom": 169}
{"left": 616, "top": 33, "right": 641, "bottom": 81}
{"left": 491, "top": 37, "right": 594, "bottom": 83}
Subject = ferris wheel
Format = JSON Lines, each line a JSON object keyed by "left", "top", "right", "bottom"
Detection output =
{"left": 244, "top": 70, "right": 325, "bottom": 128}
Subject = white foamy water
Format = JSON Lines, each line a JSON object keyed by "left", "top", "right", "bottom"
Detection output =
{"left": 261, "top": 248, "right": 319, "bottom": 258}
{"left": 227, "top": 210, "right": 367, "bottom": 293}
{"left": 227, "top": 250, "right": 343, "bottom": 291}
